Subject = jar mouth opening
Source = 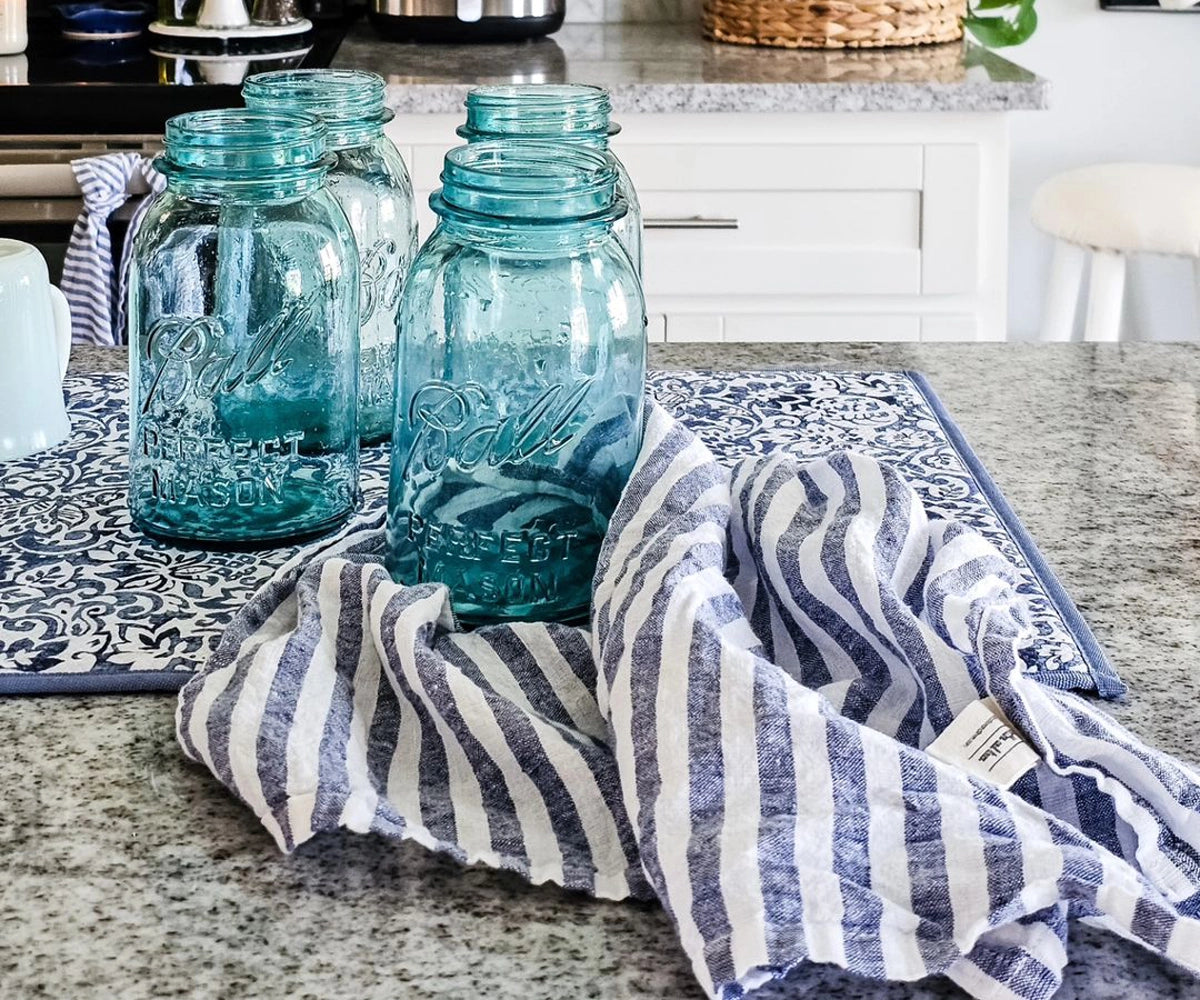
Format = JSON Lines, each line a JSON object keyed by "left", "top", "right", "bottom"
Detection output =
{"left": 467, "top": 83, "right": 608, "bottom": 107}
{"left": 462, "top": 84, "right": 617, "bottom": 138}
{"left": 159, "top": 108, "right": 329, "bottom": 181}
{"left": 436, "top": 141, "right": 619, "bottom": 222}
{"left": 243, "top": 69, "right": 390, "bottom": 132}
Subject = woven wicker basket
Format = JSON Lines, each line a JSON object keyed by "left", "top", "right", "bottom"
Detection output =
{"left": 702, "top": 0, "right": 967, "bottom": 49}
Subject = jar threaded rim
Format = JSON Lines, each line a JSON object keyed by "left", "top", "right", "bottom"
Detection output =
{"left": 460, "top": 84, "right": 616, "bottom": 140}
{"left": 242, "top": 69, "right": 392, "bottom": 147}
{"left": 157, "top": 108, "right": 329, "bottom": 185}
{"left": 434, "top": 140, "right": 621, "bottom": 224}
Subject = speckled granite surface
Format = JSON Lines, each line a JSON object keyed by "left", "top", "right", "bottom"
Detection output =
{"left": 5, "top": 343, "right": 1198, "bottom": 999}
{"left": 331, "top": 23, "right": 1048, "bottom": 114}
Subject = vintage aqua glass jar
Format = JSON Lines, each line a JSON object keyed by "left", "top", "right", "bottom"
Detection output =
{"left": 127, "top": 108, "right": 360, "bottom": 546}
{"left": 458, "top": 84, "right": 642, "bottom": 274}
{"left": 243, "top": 68, "right": 418, "bottom": 445}
{"left": 386, "top": 141, "right": 647, "bottom": 624}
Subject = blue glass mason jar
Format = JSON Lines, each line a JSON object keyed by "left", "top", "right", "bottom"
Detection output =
{"left": 243, "top": 69, "right": 418, "bottom": 445}
{"left": 458, "top": 84, "right": 642, "bottom": 275}
{"left": 386, "top": 141, "right": 647, "bottom": 624}
{"left": 127, "top": 109, "right": 360, "bottom": 546}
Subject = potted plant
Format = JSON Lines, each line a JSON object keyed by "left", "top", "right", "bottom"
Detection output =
{"left": 965, "top": 0, "right": 1037, "bottom": 47}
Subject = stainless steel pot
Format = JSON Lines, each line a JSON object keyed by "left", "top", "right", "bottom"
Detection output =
{"left": 370, "top": 0, "right": 564, "bottom": 42}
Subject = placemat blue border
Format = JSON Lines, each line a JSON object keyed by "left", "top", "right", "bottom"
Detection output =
{"left": 906, "top": 371, "right": 1123, "bottom": 699}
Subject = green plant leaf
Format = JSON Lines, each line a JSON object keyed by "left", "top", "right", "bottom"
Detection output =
{"left": 964, "top": 0, "right": 1038, "bottom": 47}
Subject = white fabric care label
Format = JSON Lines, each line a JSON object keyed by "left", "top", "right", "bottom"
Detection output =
{"left": 927, "top": 698, "right": 1040, "bottom": 790}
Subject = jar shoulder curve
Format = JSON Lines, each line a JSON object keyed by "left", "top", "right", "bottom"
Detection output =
{"left": 375, "top": 136, "right": 414, "bottom": 192}
{"left": 410, "top": 224, "right": 640, "bottom": 286}
{"left": 132, "top": 191, "right": 213, "bottom": 251}
{"left": 333, "top": 138, "right": 414, "bottom": 198}
{"left": 305, "top": 188, "right": 360, "bottom": 259}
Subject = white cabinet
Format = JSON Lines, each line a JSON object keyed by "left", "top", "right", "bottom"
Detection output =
{"left": 388, "top": 110, "right": 1010, "bottom": 342}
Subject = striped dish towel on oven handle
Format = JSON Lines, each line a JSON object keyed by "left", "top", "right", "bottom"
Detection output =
{"left": 61, "top": 152, "right": 164, "bottom": 346}
{"left": 177, "top": 401, "right": 1200, "bottom": 1000}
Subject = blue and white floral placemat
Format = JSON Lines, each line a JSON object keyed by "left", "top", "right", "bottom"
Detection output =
{"left": 0, "top": 370, "right": 1122, "bottom": 698}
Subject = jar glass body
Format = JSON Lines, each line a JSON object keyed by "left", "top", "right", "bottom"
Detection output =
{"left": 386, "top": 218, "right": 646, "bottom": 624}
{"left": 325, "top": 136, "right": 418, "bottom": 443}
{"left": 128, "top": 182, "right": 360, "bottom": 546}
{"left": 243, "top": 70, "right": 418, "bottom": 445}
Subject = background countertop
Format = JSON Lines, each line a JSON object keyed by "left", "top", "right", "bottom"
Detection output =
{"left": 0, "top": 18, "right": 1045, "bottom": 135}
{"left": 4, "top": 343, "right": 1197, "bottom": 1000}
{"left": 334, "top": 23, "right": 1050, "bottom": 113}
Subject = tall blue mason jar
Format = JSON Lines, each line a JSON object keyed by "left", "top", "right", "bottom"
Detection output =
{"left": 243, "top": 69, "right": 418, "bottom": 445}
{"left": 128, "top": 109, "right": 360, "bottom": 546}
{"left": 458, "top": 85, "right": 642, "bottom": 274}
{"left": 387, "top": 141, "right": 646, "bottom": 624}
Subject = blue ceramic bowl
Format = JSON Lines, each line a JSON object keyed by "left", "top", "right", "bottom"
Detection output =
{"left": 53, "top": 2, "right": 155, "bottom": 39}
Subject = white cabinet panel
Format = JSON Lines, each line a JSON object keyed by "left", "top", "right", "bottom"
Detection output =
{"left": 921, "top": 144, "right": 982, "bottom": 295}
{"left": 666, "top": 315, "right": 723, "bottom": 342}
{"left": 921, "top": 314, "right": 980, "bottom": 341}
{"left": 647, "top": 313, "right": 667, "bottom": 343}
{"left": 643, "top": 247, "right": 921, "bottom": 298}
{"left": 409, "top": 143, "right": 455, "bottom": 190}
{"left": 724, "top": 314, "right": 919, "bottom": 342}
{"left": 617, "top": 144, "right": 924, "bottom": 192}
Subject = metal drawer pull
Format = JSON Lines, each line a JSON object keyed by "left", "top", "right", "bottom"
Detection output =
{"left": 643, "top": 217, "right": 739, "bottom": 230}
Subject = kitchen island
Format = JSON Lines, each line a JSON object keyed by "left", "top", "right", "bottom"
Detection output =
{"left": 2, "top": 19, "right": 1044, "bottom": 340}
{"left": 333, "top": 23, "right": 1046, "bottom": 344}
{"left": 3, "top": 343, "right": 1198, "bottom": 1000}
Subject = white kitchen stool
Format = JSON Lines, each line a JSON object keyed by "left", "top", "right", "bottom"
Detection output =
{"left": 1032, "top": 163, "right": 1200, "bottom": 342}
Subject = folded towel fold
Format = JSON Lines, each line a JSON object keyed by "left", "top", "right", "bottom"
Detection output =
{"left": 178, "top": 401, "right": 1200, "bottom": 999}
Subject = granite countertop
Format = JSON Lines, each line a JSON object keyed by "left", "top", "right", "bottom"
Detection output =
{"left": 333, "top": 22, "right": 1049, "bottom": 114}
{"left": 5, "top": 343, "right": 1198, "bottom": 1000}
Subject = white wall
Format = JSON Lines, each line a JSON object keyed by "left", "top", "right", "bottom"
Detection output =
{"left": 1007, "top": 0, "right": 1200, "bottom": 341}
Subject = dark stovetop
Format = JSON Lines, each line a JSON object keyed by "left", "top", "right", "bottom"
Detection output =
{"left": 2, "top": 3, "right": 361, "bottom": 135}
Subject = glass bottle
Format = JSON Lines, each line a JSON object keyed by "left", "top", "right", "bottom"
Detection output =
{"left": 386, "top": 141, "right": 647, "bottom": 625}
{"left": 243, "top": 68, "right": 418, "bottom": 445}
{"left": 128, "top": 109, "right": 360, "bottom": 546}
{"left": 458, "top": 84, "right": 643, "bottom": 275}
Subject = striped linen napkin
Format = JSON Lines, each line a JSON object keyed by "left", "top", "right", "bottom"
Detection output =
{"left": 177, "top": 402, "right": 1200, "bottom": 1000}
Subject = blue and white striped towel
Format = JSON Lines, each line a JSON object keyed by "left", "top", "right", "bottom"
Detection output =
{"left": 178, "top": 402, "right": 1200, "bottom": 999}
{"left": 61, "top": 152, "right": 164, "bottom": 346}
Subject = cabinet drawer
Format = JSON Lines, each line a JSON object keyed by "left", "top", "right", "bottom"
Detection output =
{"left": 617, "top": 143, "right": 923, "bottom": 193}
{"left": 415, "top": 192, "right": 921, "bottom": 297}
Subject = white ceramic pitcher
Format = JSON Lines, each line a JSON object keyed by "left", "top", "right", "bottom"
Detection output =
{"left": 0, "top": 239, "right": 73, "bottom": 462}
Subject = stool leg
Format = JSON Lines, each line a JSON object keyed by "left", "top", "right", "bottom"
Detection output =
{"left": 1193, "top": 258, "right": 1200, "bottom": 337}
{"left": 1040, "top": 240, "right": 1086, "bottom": 342}
{"left": 1084, "top": 250, "right": 1126, "bottom": 342}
